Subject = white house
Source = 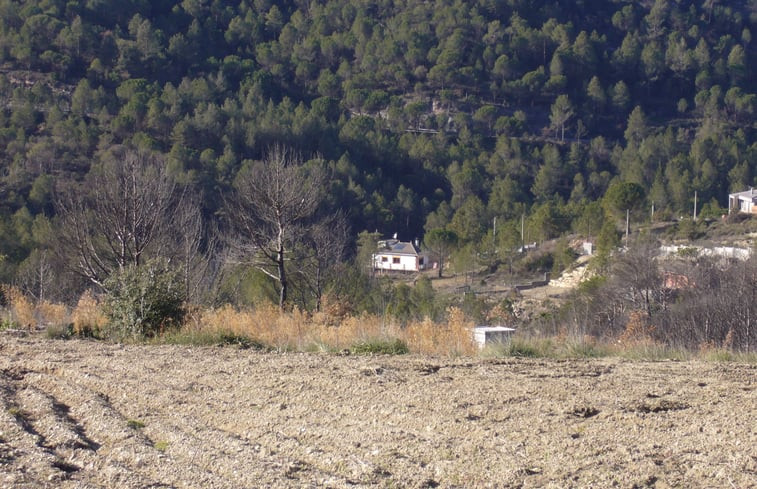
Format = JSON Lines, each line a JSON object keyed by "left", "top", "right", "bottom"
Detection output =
{"left": 728, "top": 188, "right": 757, "bottom": 214}
{"left": 372, "top": 239, "right": 428, "bottom": 272}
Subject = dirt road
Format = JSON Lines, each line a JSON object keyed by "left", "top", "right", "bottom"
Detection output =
{"left": 1, "top": 333, "right": 755, "bottom": 488}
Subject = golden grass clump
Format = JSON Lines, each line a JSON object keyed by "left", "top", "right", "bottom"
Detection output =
{"left": 197, "top": 303, "right": 307, "bottom": 350}
{"left": 72, "top": 290, "right": 108, "bottom": 336}
{"left": 36, "top": 301, "right": 70, "bottom": 328}
{"left": 311, "top": 293, "right": 352, "bottom": 327}
{"left": 197, "top": 303, "right": 255, "bottom": 337}
{"left": 314, "top": 313, "right": 387, "bottom": 350}
{"left": 2, "top": 286, "right": 36, "bottom": 329}
{"left": 405, "top": 307, "right": 476, "bottom": 355}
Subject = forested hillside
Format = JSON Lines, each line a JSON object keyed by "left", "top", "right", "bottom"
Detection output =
{"left": 0, "top": 0, "right": 755, "bottom": 305}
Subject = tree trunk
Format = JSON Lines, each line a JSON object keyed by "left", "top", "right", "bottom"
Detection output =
{"left": 277, "top": 237, "right": 287, "bottom": 310}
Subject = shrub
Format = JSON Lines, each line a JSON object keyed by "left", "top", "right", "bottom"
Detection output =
{"left": 506, "top": 338, "right": 542, "bottom": 357}
{"left": 45, "top": 323, "right": 74, "bottom": 339}
{"left": 127, "top": 419, "right": 145, "bottom": 430}
{"left": 103, "top": 260, "right": 185, "bottom": 340}
{"left": 350, "top": 338, "right": 409, "bottom": 355}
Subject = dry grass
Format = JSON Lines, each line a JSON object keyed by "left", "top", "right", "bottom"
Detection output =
{"left": 405, "top": 307, "right": 477, "bottom": 356}
{"left": 36, "top": 301, "right": 70, "bottom": 328}
{"left": 1, "top": 291, "right": 754, "bottom": 361}
{"left": 190, "top": 304, "right": 402, "bottom": 352}
{"left": 173, "top": 303, "right": 477, "bottom": 355}
{"left": 71, "top": 290, "right": 108, "bottom": 336}
{"left": 1, "top": 286, "right": 35, "bottom": 329}
{"left": 1, "top": 286, "right": 70, "bottom": 330}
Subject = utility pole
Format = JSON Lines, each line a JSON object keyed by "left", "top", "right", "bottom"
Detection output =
{"left": 651, "top": 201, "right": 655, "bottom": 222}
{"left": 492, "top": 216, "right": 497, "bottom": 258}
{"left": 693, "top": 191, "right": 698, "bottom": 221}
{"left": 625, "top": 208, "right": 630, "bottom": 244}
{"left": 521, "top": 213, "right": 525, "bottom": 245}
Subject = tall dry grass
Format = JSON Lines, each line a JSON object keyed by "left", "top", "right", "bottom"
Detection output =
{"left": 72, "top": 290, "right": 108, "bottom": 336}
{"left": 1, "top": 286, "right": 36, "bottom": 328}
{"left": 405, "top": 307, "right": 477, "bottom": 355}
{"left": 191, "top": 303, "right": 400, "bottom": 351}
{"left": 1, "top": 289, "right": 752, "bottom": 361}
{"left": 188, "top": 303, "right": 477, "bottom": 355}
{"left": 1, "top": 286, "right": 69, "bottom": 329}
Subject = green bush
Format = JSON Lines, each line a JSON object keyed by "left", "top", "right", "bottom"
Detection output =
{"left": 158, "top": 330, "right": 267, "bottom": 349}
{"left": 350, "top": 338, "right": 409, "bottom": 355}
{"left": 103, "top": 260, "right": 185, "bottom": 340}
{"left": 506, "top": 339, "right": 542, "bottom": 357}
{"left": 565, "top": 340, "right": 610, "bottom": 358}
{"left": 45, "top": 323, "right": 74, "bottom": 339}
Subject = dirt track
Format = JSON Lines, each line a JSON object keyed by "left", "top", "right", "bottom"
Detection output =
{"left": 0, "top": 332, "right": 755, "bottom": 488}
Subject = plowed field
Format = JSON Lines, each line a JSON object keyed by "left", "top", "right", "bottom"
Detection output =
{"left": 1, "top": 332, "right": 755, "bottom": 488}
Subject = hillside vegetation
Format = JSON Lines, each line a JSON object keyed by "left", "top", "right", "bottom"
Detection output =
{"left": 0, "top": 1, "right": 755, "bottom": 350}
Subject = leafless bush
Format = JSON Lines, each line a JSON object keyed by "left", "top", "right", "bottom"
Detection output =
{"left": 657, "top": 256, "right": 756, "bottom": 351}
{"left": 562, "top": 238, "right": 756, "bottom": 352}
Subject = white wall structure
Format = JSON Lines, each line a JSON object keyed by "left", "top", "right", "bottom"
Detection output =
{"left": 473, "top": 326, "right": 516, "bottom": 349}
{"left": 728, "top": 188, "right": 757, "bottom": 214}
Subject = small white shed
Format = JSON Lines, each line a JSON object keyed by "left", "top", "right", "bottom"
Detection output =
{"left": 473, "top": 326, "right": 516, "bottom": 349}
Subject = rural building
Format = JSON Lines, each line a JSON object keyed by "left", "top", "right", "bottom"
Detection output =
{"left": 728, "top": 188, "right": 757, "bottom": 214}
{"left": 372, "top": 239, "right": 428, "bottom": 272}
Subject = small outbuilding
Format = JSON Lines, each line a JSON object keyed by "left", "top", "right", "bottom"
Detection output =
{"left": 472, "top": 326, "right": 516, "bottom": 349}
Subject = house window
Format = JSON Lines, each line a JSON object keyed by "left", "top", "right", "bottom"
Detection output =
{"left": 392, "top": 257, "right": 400, "bottom": 264}
{"left": 381, "top": 256, "right": 388, "bottom": 262}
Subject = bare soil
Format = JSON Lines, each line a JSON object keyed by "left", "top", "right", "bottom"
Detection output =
{"left": 1, "top": 332, "right": 755, "bottom": 488}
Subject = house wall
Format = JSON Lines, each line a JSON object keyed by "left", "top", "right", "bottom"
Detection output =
{"left": 373, "top": 253, "right": 419, "bottom": 271}
{"left": 729, "top": 194, "right": 757, "bottom": 214}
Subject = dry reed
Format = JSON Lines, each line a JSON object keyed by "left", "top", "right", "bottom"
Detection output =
{"left": 2, "top": 286, "right": 36, "bottom": 329}
{"left": 72, "top": 290, "right": 108, "bottom": 336}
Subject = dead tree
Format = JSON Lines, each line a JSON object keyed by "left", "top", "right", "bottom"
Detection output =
{"left": 224, "top": 145, "right": 326, "bottom": 309}
{"left": 295, "top": 212, "right": 349, "bottom": 311}
{"left": 55, "top": 147, "right": 182, "bottom": 289}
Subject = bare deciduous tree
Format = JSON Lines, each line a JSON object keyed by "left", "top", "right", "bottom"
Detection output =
{"left": 295, "top": 212, "right": 349, "bottom": 311}
{"left": 169, "top": 193, "right": 219, "bottom": 303}
{"left": 16, "top": 249, "right": 54, "bottom": 302}
{"left": 56, "top": 146, "right": 183, "bottom": 289}
{"left": 224, "top": 145, "right": 326, "bottom": 309}
{"left": 610, "top": 236, "right": 662, "bottom": 320}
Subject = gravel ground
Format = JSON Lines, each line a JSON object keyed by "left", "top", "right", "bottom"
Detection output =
{"left": 0, "top": 332, "right": 755, "bottom": 488}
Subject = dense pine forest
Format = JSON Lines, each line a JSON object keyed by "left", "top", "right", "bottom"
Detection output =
{"left": 0, "top": 0, "right": 755, "bottom": 314}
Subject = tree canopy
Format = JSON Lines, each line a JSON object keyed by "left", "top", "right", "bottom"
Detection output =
{"left": 0, "top": 0, "right": 754, "bottom": 304}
